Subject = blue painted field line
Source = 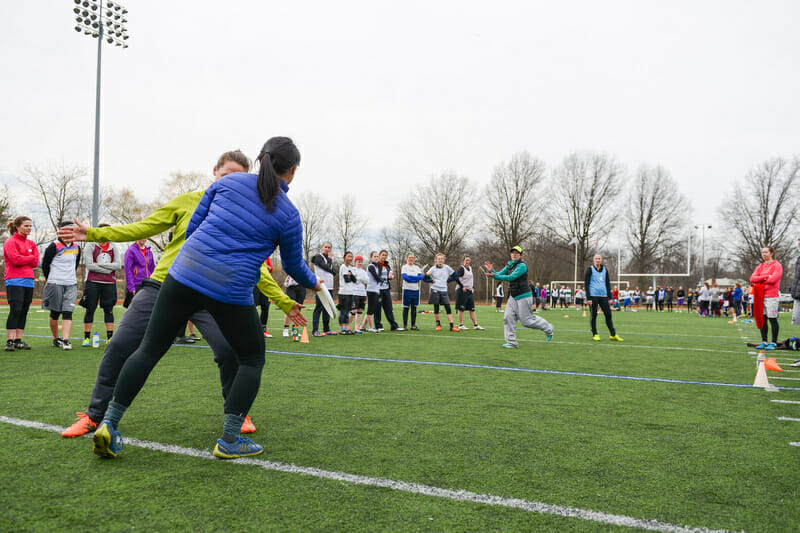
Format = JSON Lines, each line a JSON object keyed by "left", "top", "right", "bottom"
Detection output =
{"left": 265, "top": 349, "right": 800, "bottom": 391}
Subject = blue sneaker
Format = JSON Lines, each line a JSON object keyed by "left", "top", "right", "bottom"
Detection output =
{"left": 546, "top": 333, "right": 554, "bottom": 342}
{"left": 765, "top": 343, "right": 776, "bottom": 350}
{"left": 92, "top": 421, "right": 124, "bottom": 458}
{"left": 502, "top": 343, "right": 518, "bottom": 349}
{"left": 755, "top": 342, "right": 767, "bottom": 349}
{"left": 213, "top": 436, "right": 264, "bottom": 459}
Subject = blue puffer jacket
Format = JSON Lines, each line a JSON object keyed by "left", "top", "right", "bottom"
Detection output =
{"left": 169, "top": 173, "right": 317, "bottom": 305}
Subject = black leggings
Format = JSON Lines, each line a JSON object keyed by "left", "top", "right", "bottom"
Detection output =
{"left": 83, "top": 281, "right": 116, "bottom": 324}
{"left": 590, "top": 298, "right": 616, "bottom": 336}
{"left": 761, "top": 317, "right": 779, "bottom": 343}
{"left": 253, "top": 288, "right": 270, "bottom": 327}
{"left": 6, "top": 285, "right": 33, "bottom": 330}
{"left": 111, "top": 274, "right": 265, "bottom": 417}
{"left": 433, "top": 303, "right": 452, "bottom": 315}
{"left": 338, "top": 294, "right": 352, "bottom": 325}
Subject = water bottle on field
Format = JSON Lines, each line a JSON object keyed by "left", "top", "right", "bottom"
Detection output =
{"left": 92, "top": 332, "right": 100, "bottom": 348}
{"left": 292, "top": 326, "right": 299, "bottom": 342}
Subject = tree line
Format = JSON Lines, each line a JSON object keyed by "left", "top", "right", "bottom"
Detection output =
{"left": 2, "top": 152, "right": 798, "bottom": 294}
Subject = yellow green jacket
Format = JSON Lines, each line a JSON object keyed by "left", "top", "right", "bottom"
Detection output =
{"left": 86, "top": 191, "right": 296, "bottom": 315}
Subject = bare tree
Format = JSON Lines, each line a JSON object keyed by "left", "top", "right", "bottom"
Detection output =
{"left": 295, "top": 191, "right": 330, "bottom": 261}
{"left": 0, "top": 185, "right": 12, "bottom": 241}
{"left": 380, "top": 226, "right": 418, "bottom": 295}
{"left": 484, "top": 152, "right": 547, "bottom": 251}
{"left": 625, "top": 165, "right": 689, "bottom": 273}
{"left": 397, "top": 171, "right": 474, "bottom": 259}
{"left": 23, "top": 163, "right": 92, "bottom": 232}
{"left": 159, "top": 171, "right": 210, "bottom": 198}
{"left": 547, "top": 152, "right": 624, "bottom": 273}
{"left": 333, "top": 194, "right": 368, "bottom": 255}
{"left": 103, "top": 187, "right": 169, "bottom": 252}
{"left": 723, "top": 157, "right": 800, "bottom": 269}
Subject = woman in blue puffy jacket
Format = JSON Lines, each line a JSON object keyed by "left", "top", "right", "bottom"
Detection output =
{"left": 92, "top": 137, "right": 321, "bottom": 460}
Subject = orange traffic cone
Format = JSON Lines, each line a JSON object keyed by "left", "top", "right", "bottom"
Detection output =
{"left": 300, "top": 326, "right": 310, "bottom": 343}
{"left": 765, "top": 358, "right": 783, "bottom": 372}
{"left": 582, "top": 310, "right": 587, "bottom": 318}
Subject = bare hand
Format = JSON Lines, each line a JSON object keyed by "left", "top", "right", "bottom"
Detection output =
{"left": 389, "top": 272, "right": 394, "bottom": 280}
{"left": 58, "top": 217, "right": 89, "bottom": 242}
{"left": 313, "top": 278, "right": 324, "bottom": 291}
{"left": 483, "top": 261, "right": 493, "bottom": 271}
{"left": 288, "top": 303, "right": 307, "bottom": 326}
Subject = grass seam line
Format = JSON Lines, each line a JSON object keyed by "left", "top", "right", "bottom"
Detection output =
{"left": 0, "top": 415, "right": 730, "bottom": 533}
{"left": 264, "top": 349, "right": 800, "bottom": 391}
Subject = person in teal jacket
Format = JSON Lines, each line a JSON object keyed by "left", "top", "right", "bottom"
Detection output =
{"left": 485, "top": 246, "right": 553, "bottom": 348}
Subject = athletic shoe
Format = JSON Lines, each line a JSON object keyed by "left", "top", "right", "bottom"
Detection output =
{"left": 368, "top": 328, "right": 379, "bottom": 333}
{"left": 546, "top": 334, "right": 554, "bottom": 342}
{"left": 377, "top": 328, "right": 385, "bottom": 332}
{"left": 282, "top": 329, "right": 290, "bottom": 338}
{"left": 458, "top": 325, "right": 467, "bottom": 330}
{"left": 396, "top": 327, "right": 406, "bottom": 331}
{"left": 212, "top": 436, "right": 264, "bottom": 459}
{"left": 790, "top": 359, "right": 800, "bottom": 367}
{"left": 312, "top": 331, "right": 324, "bottom": 337}
{"left": 755, "top": 342, "right": 767, "bottom": 349}
{"left": 325, "top": 330, "right": 337, "bottom": 336}
{"left": 473, "top": 325, "right": 484, "bottom": 330}
{"left": 92, "top": 421, "right": 123, "bottom": 458}
{"left": 82, "top": 338, "right": 91, "bottom": 347}
{"left": 53, "top": 338, "right": 64, "bottom": 348}
{"left": 765, "top": 343, "right": 776, "bottom": 350}
{"left": 450, "top": 325, "right": 460, "bottom": 332}
{"left": 14, "top": 340, "right": 31, "bottom": 350}
{"left": 409, "top": 325, "right": 419, "bottom": 331}
{"left": 62, "top": 412, "right": 97, "bottom": 438}
{"left": 592, "top": 334, "right": 601, "bottom": 341}
{"left": 187, "top": 333, "right": 202, "bottom": 341}
{"left": 435, "top": 325, "right": 442, "bottom": 331}
{"left": 62, "top": 340, "right": 73, "bottom": 350}
{"left": 610, "top": 335, "right": 624, "bottom": 342}
{"left": 174, "top": 336, "right": 195, "bottom": 344}
{"left": 502, "top": 343, "right": 518, "bottom": 348}
{"left": 263, "top": 330, "right": 273, "bottom": 338}
{"left": 4, "top": 340, "right": 14, "bottom": 352}
{"left": 240, "top": 415, "right": 256, "bottom": 434}
{"left": 354, "top": 329, "right": 363, "bottom": 334}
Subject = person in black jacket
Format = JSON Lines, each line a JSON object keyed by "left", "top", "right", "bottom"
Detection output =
{"left": 584, "top": 254, "right": 623, "bottom": 342}
{"left": 311, "top": 242, "right": 336, "bottom": 336}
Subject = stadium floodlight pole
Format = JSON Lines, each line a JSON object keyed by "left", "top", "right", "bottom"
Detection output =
{"left": 73, "top": 0, "right": 129, "bottom": 226}
{"left": 694, "top": 224, "right": 712, "bottom": 284}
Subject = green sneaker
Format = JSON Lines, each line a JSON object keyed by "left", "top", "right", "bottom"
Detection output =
{"left": 92, "top": 421, "right": 124, "bottom": 458}
{"left": 82, "top": 338, "right": 91, "bottom": 347}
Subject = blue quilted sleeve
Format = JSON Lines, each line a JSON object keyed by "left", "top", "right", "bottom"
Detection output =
{"left": 186, "top": 182, "right": 217, "bottom": 240}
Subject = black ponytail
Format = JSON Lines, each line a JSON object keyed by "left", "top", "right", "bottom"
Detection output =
{"left": 255, "top": 136, "right": 301, "bottom": 211}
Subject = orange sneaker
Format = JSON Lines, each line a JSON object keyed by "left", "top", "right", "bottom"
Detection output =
{"left": 241, "top": 415, "right": 256, "bottom": 434}
{"left": 61, "top": 412, "right": 98, "bottom": 438}
{"left": 435, "top": 324, "right": 442, "bottom": 331}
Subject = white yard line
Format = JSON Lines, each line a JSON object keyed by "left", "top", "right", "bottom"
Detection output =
{"left": 0, "top": 415, "right": 728, "bottom": 533}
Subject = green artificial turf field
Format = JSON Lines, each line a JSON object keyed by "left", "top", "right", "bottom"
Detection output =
{"left": 1, "top": 304, "right": 798, "bottom": 532}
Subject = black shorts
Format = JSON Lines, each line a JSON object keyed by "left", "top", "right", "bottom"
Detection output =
{"left": 455, "top": 290, "right": 475, "bottom": 311}
{"left": 286, "top": 285, "right": 306, "bottom": 305}
{"left": 428, "top": 290, "right": 450, "bottom": 306}
{"left": 352, "top": 295, "right": 366, "bottom": 311}
{"left": 366, "top": 291, "right": 380, "bottom": 315}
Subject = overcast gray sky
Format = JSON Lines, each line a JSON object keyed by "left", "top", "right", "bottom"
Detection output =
{"left": 1, "top": 0, "right": 798, "bottom": 243}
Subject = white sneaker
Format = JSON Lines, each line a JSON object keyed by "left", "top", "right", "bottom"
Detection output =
{"left": 473, "top": 325, "right": 484, "bottom": 330}
{"left": 61, "top": 340, "right": 73, "bottom": 350}
{"left": 377, "top": 328, "right": 385, "bottom": 332}
{"left": 396, "top": 327, "right": 406, "bottom": 331}
{"left": 368, "top": 328, "right": 379, "bottom": 333}
{"left": 282, "top": 329, "right": 290, "bottom": 338}
{"left": 459, "top": 325, "right": 467, "bottom": 330}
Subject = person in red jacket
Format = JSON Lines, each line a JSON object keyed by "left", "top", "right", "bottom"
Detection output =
{"left": 4, "top": 216, "right": 39, "bottom": 351}
{"left": 749, "top": 245, "right": 783, "bottom": 350}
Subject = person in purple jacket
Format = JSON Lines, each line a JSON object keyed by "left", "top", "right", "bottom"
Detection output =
{"left": 122, "top": 239, "right": 155, "bottom": 308}
{"left": 92, "top": 137, "right": 322, "bottom": 461}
